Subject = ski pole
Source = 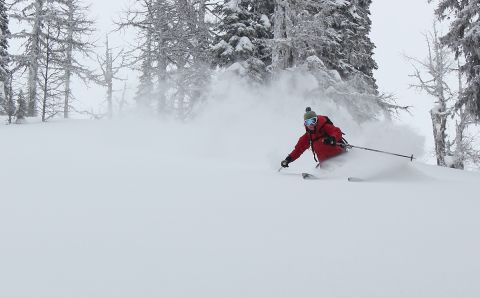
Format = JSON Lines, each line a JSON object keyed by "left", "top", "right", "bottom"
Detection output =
{"left": 339, "top": 143, "right": 415, "bottom": 161}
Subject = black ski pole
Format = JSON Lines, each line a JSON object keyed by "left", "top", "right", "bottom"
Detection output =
{"left": 339, "top": 143, "right": 415, "bottom": 161}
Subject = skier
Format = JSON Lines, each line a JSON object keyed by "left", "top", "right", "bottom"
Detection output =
{"left": 281, "top": 107, "right": 346, "bottom": 168}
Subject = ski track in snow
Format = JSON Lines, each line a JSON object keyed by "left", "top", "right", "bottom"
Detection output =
{"left": 1, "top": 118, "right": 480, "bottom": 298}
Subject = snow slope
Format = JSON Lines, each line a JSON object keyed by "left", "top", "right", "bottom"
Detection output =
{"left": 1, "top": 115, "right": 479, "bottom": 298}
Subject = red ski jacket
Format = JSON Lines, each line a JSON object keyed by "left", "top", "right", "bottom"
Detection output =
{"left": 288, "top": 115, "right": 345, "bottom": 162}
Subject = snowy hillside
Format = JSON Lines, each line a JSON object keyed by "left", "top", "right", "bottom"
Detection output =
{"left": 1, "top": 114, "right": 480, "bottom": 298}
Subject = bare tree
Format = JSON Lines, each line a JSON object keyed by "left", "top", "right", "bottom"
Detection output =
{"left": 97, "top": 36, "right": 125, "bottom": 119}
{"left": 10, "top": 0, "right": 48, "bottom": 117}
{"left": 408, "top": 24, "right": 479, "bottom": 169}
{"left": 118, "top": 0, "right": 213, "bottom": 119}
{"left": 11, "top": 0, "right": 96, "bottom": 120}
{"left": 39, "top": 20, "right": 64, "bottom": 122}
{"left": 60, "top": 0, "right": 96, "bottom": 119}
{"left": 408, "top": 25, "right": 453, "bottom": 166}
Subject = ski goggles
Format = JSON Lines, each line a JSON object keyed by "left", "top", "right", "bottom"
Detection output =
{"left": 304, "top": 117, "right": 317, "bottom": 126}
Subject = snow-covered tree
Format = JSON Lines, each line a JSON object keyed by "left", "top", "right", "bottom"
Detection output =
{"left": 39, "top": 18, "right": 64, "bottom": 122}
{"left": 11, "top": 0, "right": 96, "bottom": 119}
{"left": 120, "top": 0, "right": 214, "bottom": 118}
{"left": 117, "top": 0, "right": 155, "bottom": 110}
{"left": 170, "top": 0, "right": 214, "bottom": 119}
{"left": 15, "top": 89, "right": 27, "bottom": 123}
{"left": 271, "top": 0, "right": 294, "bottom": 70}
{"left": 10, "top": 0, "right": 47, "bottom": 117}
{"left": 3, "top": 80, "right": 15, "bottom": 123}
{"left": 430, "top": 0, "right": 480, "bottom": 119}
{"left": 269, "top": 0, "right": 378, "bottom": 94}
{"left": 348, "top": 0, "right": 378, "bottom": 91}
{"left": 212, "top": 0, "right": 272, "bottom": 68}
{"left": 118, "top": 0, "right": 177, "bottom": 113}
{"left": 0, "top": 0, "right": 10, "bottom": 114}
{"left": 409, "top": 24, "right": 479, "bottom": 169}
{"left": 290, "top": 0, "right": 377, "bottom": 83}
{"left": 408, "top": 26, "right": 453, "bottom": 166}
{"left": 97, "top": 36, "right": 125, "bottom": 119}
{"left": 60, "top": 0, "right": 96, "bottom": 119}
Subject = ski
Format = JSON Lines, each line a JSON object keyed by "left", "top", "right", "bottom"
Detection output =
{"left": 347, "top": 177, "right": 365, "bottom": 182}
{"left": 302, "top": 173, "right": 321, "bottom": 180}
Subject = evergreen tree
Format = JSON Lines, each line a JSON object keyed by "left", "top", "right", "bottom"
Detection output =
{"left": 16, "top": 90, "right": 27, "bottom": 123}
{"left": 348, "top": 0, "right": 378, "bottom": 91}
{"left": 4, "top": 83, "right": 15, "bottom": 123}
{"left": 135, "top": 35, "right": 155, "bottom": 110}
{"left": 430, "top": 0, "right": 480, "bottom": 119}
{"left": 272, "top": 0, "right": 377, "bottom": 92}
{"left": 212, "top": 0, "right": 273, "bottom": 68}
{"left": 0, "top": 0, "right": 10, "bottom": 113}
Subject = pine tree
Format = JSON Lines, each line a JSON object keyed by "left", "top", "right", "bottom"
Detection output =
{"left": 5, "top": 83, "right": 15, "bottom": 123}
{"left": 272, "top": 0, "right": 377, "bottom": 92}
{"left": 272, "top": 0, "right": 295, "bottom": 70}
{"left": 348, "top": 0, "right": 378, "bottom": 91}
{"left": 430, "top": 0, "right": 480, "bottom": 119}
{"left": 0, "top": 0, "right": 10, "bottom": 113}
{"left": 16, "top": 90, "right": 27, "bottom": 123}
{"left": 212, "top": 0, "right": 273, "bottom": 68}
{"left": 135, "top": 35, "right": 154, "bottom": 110}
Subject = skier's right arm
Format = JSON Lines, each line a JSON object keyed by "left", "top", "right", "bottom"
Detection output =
{"left": 287, "top": 133, "right": 310, "bottom": 162}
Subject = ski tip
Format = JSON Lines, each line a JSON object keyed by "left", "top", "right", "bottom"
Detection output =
{"left": 347, "top": 177, "right": 364, "bottom": 182}
{"left": 302, "top": 173, "right": 319, "bottom": 180}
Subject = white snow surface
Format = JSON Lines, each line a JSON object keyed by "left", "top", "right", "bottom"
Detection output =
{"left": 1, "top": 90, "right": 480, "bottom": 297}
{"left": 235, "top": 36, "right": 254, "bottom": 53}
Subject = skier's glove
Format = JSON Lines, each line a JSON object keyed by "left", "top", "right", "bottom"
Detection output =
{"left": 281, "top": 156, "right": 293, "bottom": 168}
{"left": 323, "top": 136, "right": 336, "bottom": 146}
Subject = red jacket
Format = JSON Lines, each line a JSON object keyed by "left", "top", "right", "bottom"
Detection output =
{"left": 288, "top": 115, "right": 345, "bottom": 162}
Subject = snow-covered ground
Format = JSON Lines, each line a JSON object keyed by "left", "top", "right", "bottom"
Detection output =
{"left": 1, "top": 110, "right": 480, "bottom": 298}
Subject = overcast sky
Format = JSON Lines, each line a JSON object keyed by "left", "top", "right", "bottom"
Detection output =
{"left": 371, "top": 0, "right": 436, "bottom": 136}
{"left": 82, "top": 0, "right": 438, "bottom": 148}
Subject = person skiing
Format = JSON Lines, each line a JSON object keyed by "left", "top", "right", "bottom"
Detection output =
{"left": 281, "top": 107, "right": 346, "bottom": 168}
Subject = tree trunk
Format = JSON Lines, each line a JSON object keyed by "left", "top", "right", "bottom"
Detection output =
{"left": 105, "top": 37, "right": 113, "bottom": 119}
{"left": 28, "top": 0, "right": 44, "bottom": 117}
{"left": 41, "top": 25, "right": 51, "bottom": 122}
{"left": 430, "top": 105, "right": 447, "bottom": 166}
{"left": 157, "top": 37, "right": 168, "bottom": 114}
{"left": 63, "top": 2, "right": 74, "bottom": 119}
{"left": 272, "top": 0, "right": 294, "bottom": 70}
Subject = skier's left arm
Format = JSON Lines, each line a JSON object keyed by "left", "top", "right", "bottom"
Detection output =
{"left": 323, "top": 124, "right": 343, "bottom": 142}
